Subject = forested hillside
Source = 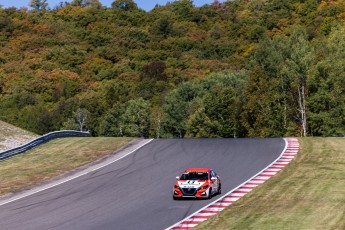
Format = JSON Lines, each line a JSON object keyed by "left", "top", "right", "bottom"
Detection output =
{"left": 0, "top": 0, "right": 344, "bottom": 138}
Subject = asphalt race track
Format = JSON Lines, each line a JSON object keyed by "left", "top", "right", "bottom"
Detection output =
{"left": 0, "top": 138, "right": 285, "bottom": 230}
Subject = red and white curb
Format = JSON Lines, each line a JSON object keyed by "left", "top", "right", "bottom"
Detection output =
{"left": 167, "top": 138, "right": 299, "bottom": 230}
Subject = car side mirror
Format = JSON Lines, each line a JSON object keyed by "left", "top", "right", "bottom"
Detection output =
{"left": 211, "top": 177, "right": 217, "bottom": 181}
{"left": 176, "top": 176, "right": 180, "bottom": 180}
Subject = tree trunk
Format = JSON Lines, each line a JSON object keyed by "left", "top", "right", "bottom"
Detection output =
{"left": 156, "top": 118, "right": 161, "bottom": 139}
{"left": 298, "top": 85, "right": 307, "bottom": 137}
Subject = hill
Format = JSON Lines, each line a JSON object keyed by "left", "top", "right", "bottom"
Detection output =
{"left": 0, "top": 120, "right": 39, "bottom": 152}
{"left": 0, "top": 0, "right": 344, "bottom": 138}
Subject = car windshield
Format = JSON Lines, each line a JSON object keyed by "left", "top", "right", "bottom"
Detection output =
{"left": 180, "top": 172, "right": 209, "bottom": 180}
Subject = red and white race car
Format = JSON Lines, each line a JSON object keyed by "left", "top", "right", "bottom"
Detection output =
{"left": 173, "top": 168, "right": 221, "bottom": 199}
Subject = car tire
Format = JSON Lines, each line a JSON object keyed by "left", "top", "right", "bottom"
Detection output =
{"left": 217, "top": 183, "right": 222, "bottom": 195}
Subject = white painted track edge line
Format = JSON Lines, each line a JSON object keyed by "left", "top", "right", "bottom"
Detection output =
{"left": 0, "top": 139, "right": 154, "bottom": 207}
{"left": 166, "top": 138, "right": 290, "bottom": 230}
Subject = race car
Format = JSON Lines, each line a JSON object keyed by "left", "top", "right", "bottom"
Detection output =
{"left": 173, "top": 168, "right": 221, "bottom": 199}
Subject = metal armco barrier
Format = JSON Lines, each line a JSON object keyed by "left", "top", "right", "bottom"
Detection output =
{"left": 0, "top": 130, "right": 90, "bottom": 161}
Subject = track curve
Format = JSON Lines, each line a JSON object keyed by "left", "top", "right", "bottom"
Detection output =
{"left": 0, "top": 138, "right": 285, "bottom": 230}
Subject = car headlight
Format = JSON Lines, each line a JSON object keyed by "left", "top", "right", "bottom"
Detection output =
{"left": 174, "top": 185, "right": 180, "bottom": 189}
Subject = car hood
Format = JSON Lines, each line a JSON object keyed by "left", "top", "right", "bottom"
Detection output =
{"left": 177, "top": 180, "right": 206, "bottom": 189}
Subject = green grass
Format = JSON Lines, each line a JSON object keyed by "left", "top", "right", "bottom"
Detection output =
{"left": 0, "top": 137, "right": 134, "bottom": 196}
{"left": 197, "top": 138, "right": 345, "bottom": 230}
{"left": 0, "top": 120, "right": 39, "bottom": 152}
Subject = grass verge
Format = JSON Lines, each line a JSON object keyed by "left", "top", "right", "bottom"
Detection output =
{"left": 196, "top": 138, "right": 345, "bottom": 230}
{"left": 0, "top": 137, "right": 134, "bottom": 196}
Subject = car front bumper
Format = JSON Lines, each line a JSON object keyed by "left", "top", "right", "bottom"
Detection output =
{"left": 173, "top": 187, "right": 209, "bottom": 198}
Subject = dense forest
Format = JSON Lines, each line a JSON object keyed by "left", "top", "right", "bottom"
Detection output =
{"left": 0, "top": 0, "right": 344, "bottom": 138}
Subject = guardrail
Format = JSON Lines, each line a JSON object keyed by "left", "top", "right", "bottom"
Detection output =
{"left": 0, "top": 130, "right": 90, "bottom": 161}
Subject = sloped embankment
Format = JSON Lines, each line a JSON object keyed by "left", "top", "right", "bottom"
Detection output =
{"left": 0, "top": 121, "right": 39, "bottom": 152}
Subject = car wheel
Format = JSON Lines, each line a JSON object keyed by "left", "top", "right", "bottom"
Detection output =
{"left": 217, "top": 183, "right": 222, "bottom": 195}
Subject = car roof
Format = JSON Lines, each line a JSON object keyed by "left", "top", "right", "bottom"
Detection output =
{"left": 185, "top": 168, "right": 211, "bottom": 172}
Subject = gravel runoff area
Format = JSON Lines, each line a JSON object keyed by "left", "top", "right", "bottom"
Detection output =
{"left": 0, "top": 120, "right": 39, "bottom": 152}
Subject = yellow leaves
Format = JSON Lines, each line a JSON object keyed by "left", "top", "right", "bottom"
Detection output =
{"left": 56, "top": 5, "right": 87, "bottom": 17}
{"left": 33, "top": 23, "right": 49, "bottom": 31}
{"left": 49, "top": 69, "right": 81, "bottom": 81}
{"left": 9, "top": 33, "right": 31, "bottom": 50}
{"left": 318, "top": 0, "right": 345, "bottom": 17}
{"left": 238, "top": 43, "right": 256, "bottom": 57}
{"left": 338, "top": 12, "right": 345, "bottom": 22}
{"left": 266, "top": 28, "right": 282, "bottom": 38}
{"left": 31, "top": 69, "right": 83, "bottom": 94}
{"left": 319, "top": 0, "right": 344, "bottom": 8}
{"left": 80, "top": 57, "right": 113, "bottom": 75}
{"left": 293, "top": 2, "right": 305, "bottom": 14}
{"left": 238, "top": 9, "right": 251, "bottom": 20}
{"left": 32, "top": 23, "right": 53, "bottom": 35}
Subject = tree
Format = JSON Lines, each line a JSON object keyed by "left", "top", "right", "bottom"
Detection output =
{"left": 0, "top": 17, "right": 14, "bottom": 33}
{"left": 164, "top": 71, "right": 247, "bottom": 138}
{"left": 111, "top": 0, "right": 138, "bottom": 11}
{"left": 186, "top": 106, "right": 220, "bottom": 138}
{"left": 70, "top": 0, "right": 102, "bottom": 8}
{"left": 282, "top": 29, "right": 314, "bottom": 137}
{"left": 73, "top": 108, "right": 90, "bottom": 131}
{"left": 85, "top": 0, "right": 103, "bottom": 9}
{"left": 141, "top": 61, "right": 167, "bottom": 80}
{"left": 70, "top": 0, "right": 83, "bottom": 6}
{"left": 163, "top": 82, "right": 201, "bottom": 138}
{"left": 151, "top": 17, "right": 172, "bottom": 38}
{"left": 29, "top": 0, "right": 48, "bottom": 11}
{"left": 308, "top": 27, "right": 345, "bottom": 136}
{"left": 203, "top": 86, "right": 244, "bottom": 138}
{"left": 243, "top": 65, "right": 285, "bottom": 137}
{"left": 246, "top": 30, "right": 315, "bottom": 137}
{"left": 138, "top": 61, "right": 168, "bottom": 100}
{"left": 98, "top": 104, "right": 124, "bottom": 136}
{"left": 169, "top": 0, "right": 194, "bottom": 20}
{"left": 199, "top": 71, "right": 247, "bottom": 137}
{"left": 54, "top": 1, "right": 70, "bottom": 10}
{"left": 244, "top": 36, "right": 290, "bottom": 137}
{"left": 62, "top": 118, "right": 79, "bottom": 130}
{"left": 149, "top": 106, "right": 164, "bottom": 138}
{"left": 121, "top": 98, "right": 150, "bottom": 137}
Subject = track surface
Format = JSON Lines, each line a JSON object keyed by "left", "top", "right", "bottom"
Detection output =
{"left": 0, "top": 138, "right": 285, "bottom": 230}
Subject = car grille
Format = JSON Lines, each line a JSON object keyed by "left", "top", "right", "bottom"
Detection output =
{"left": 181, "top": 188, "right": 197, "bottom": 196}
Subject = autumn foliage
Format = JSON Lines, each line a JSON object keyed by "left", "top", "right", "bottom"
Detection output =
{"left": 0, "top": 0, "right": 344, "bottom": 137}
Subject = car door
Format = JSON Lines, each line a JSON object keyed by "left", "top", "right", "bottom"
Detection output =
{"left": 210, "top": 170, "right": 218, "bottom": 194}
